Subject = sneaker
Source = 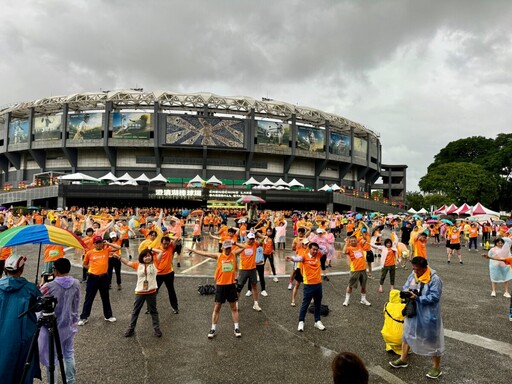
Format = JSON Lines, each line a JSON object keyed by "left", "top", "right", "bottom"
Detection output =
{"left": 288, "top": 282, "right": 293, "bottom": 290}
{"left": 323, "top": 275, "right": 330, "bottom": 281}
{"left": 245, "top": 290, "right": 253, "bottom": 297}
{"left": 172, "top": 308, "right": 179, "bottom": 314}
{"left": 459, "top": 261, "right": 464, "bottom": 265}
{"left": 360, "top": 298, "right": 371, "bottom": 306}
{"left": 252, "top": 303, "right": 262, "bottom": 312}
{"left": 491, "top": 291, "right": 496, "bottom": 297}
{"left": 154, "top": 328, "right": 162, "bottom": 338}
{"left": 314, "top": 320, "right": 326, "bottom": 331}
{"left": 447, "top": 260, "right": 450, "bottom": 264}
{"left": 104, "top": 317, "right": 117, "bottom": 323}
{"left": 261, "top": 290, "right": 268, "bottom": 297}
{"left": 234, "top": 328, "right": 242, "bottom": 337}
{"left": 273, "top": 277, "right": 279, "bottom": 283}
{"left": 78, "top": 319, "right": 88, "bottom": 326}
{"left": 128, "top": 255, "right": 132, "bottom": 260}
{"left": 124, "top": 328, "right": 135, "bottom": 337}
{"left": 291, "top": 302, "right": 296, "bottom": 307}
{"left": 117, "top": 284, "right": 122, "bottom": 291}
{"left": 426, "top": 367, "right": 442, "bottom": 379}
{"left": 504, "top": 292, "right": 511, "bottom": 298}
{"left": 177, "top": 262, "right": 181, "bottom": 268}
{"left": 509, "top": 316, "right": 512, "bottom": 322}
{"left": 389, "top": 358, "right": 408, "bottom": 368}
{"left": 297, "top": 321, "right": 304, "bottom": 332}
{"left": 342, "top": 300, "right": 349, "bottom": 307}
{"left": 208, "top": 329, "right": 216, "bottom": 339}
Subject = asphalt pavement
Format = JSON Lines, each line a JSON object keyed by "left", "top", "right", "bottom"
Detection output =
{"left": 15, "top": 233, "right": 512, "bottom": 384}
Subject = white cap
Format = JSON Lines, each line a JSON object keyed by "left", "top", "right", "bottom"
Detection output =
{"left": 222, "top": 240, "right": 233, "bottom": 248}
{"left": 5, "top": 254, "right": 27, "bottom": 271}
{"left": 302, "top": 238, "right": 310, "bottom": 244}
{"left": 316, "top": 228, "right": 325, "bottom": 233}
{"left": 110, "top": 231, "right": 118, "bottom": 239}
{"left": 247, "top": 233, "right": 256, "bottom": 239}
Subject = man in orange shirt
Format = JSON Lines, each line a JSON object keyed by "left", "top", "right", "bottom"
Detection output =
{"left": 78, "top": 235, "right": 120, "bottom": 325}
{"left": 154, "top": 236, "right": 179, "bottom": 314}
{"left": 447, "top": 225, "right": 463, "bottom": 264}
{"left": 80, "top": 227, "right": 95, "bottom": 283}
{"left": 118, "top": 219, "right": 135, "bottom": 260}
{"left": 187, "top": 240, "right": 245, "bottom": 338}
{"left": 0, "top": 225, "right": 12, "bottom": 278}
{"left": 286, "top": 241, "right": 326, "bottom": 332}
{"left": 342, "top": 236, "right": 371, "bottom": 307}
{"left": 412, "top": 232, "right": 428, "bottom": 259}
{"left": 468, "top": 223, "right": 479, "bottom": 251}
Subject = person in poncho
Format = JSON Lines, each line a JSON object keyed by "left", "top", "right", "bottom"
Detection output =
{"left": 381, "top": 289, "right": 406, "bottom": 355}
{"left": 389, "top": 257, "right": 445, "bottom": 380}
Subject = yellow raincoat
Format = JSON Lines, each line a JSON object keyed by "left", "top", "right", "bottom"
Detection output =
{"left": 381, "top": 289, "right": 406, "bottom": 355}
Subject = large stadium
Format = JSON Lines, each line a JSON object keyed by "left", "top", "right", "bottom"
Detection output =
{"left": 0, "top": 90, "right": 406, "bottom": 211}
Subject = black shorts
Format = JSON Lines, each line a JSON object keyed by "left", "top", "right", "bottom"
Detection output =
{"left": 214, "top": 284, "right": 238, "bottom": 304}
{"left": 449, "top": 243, "right": 461, "bottom": 250}
{"left": 366, "top": 250, "right": 374, "bottom": 263}
{"left": 192, "top": 235, "right": 201, "bottom": 242}
{"left": 121, "top": 239, "right": 130, "bottom": 248}
{"left": 294, "top": 268, "right": 303, "bottom": 283}
{"left": 175, "top": 242, "right": 182, "bottom": 254}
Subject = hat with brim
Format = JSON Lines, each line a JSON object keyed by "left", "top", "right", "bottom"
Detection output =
{"left": 222, "top": 240, "right": 233, "bottom": 248}
{"left": 4, "top": 254, "right": 27, "bottom": 271}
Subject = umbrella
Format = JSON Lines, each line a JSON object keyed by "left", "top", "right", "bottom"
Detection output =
{"left": 0, "top": 224, "right": 86, "bottom": 283}
{"left": 426, "top": 219, "right": 438, "bottom": 224}
{"left": 441, "top": 219, "right": 454, "bottom": 226}
{"left": 0, "top": 206, "right": 6, "bottom": 211}
{"left": 190, "top": 209, "right": 204, "bottom": 216}
{"left": 413, "top": 215, "right": 421, "bottom": 219}
{"left": 236, "top": 195, "right": 266, "bottom": 204}
{"left": 27, "top": 206, "right": 39, "bottom": 210}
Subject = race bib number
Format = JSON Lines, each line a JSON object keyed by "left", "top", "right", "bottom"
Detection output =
{"left": 353, "top": 251, "right": 363, "bottom": 259}
{"left": 221, "top": 261, "right": 234, "bottom": 272}
{"left": 49, "top": 250, "right": 60, "bottom": 257}
{"left": 244, "top": 248, "right": 254, "bottom": 256}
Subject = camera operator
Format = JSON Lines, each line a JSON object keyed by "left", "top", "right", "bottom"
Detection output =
{"left": 39, "top": 258, "right": 80, "bottom": 383}
{"left": 0, "top": 254, "right": 41, "bottom": 383}
{"left": 389, "top": 256, "right": 445, "bottom": 379}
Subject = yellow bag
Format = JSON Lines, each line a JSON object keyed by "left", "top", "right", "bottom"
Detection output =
{"left": 381, "top": 289, "right": 406, "bottom": 355}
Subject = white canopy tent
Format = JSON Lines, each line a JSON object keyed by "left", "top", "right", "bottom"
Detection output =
{"left": 242, "top": 177, "right": 260, "bottom": 186}
{"left": 206, "top": 175, "right": 223, "bottom": 185}
{"left": 134, "top": 174, "right": 151, "bottom": 183}
{"left": 187, "top": 175, "right": 204, "bottom": 188}
{"left": 330, "top": 183, "right": 341, "bottom": 191}
{"left": 259, "top": 177, "right": 275, "bottom": 186}
{"left": 274, "top": 178, "right": 289, "bottom": 187}
{"left": 288, "top": 178, "right": 304, "bottom": 188}
{"left": 117, "top": 172, "right": 135, "bottom": 182}
{"left": 318, "top": 185, "right": 332, "bottom": 192}
{"left": 58, "top": 173, "right": 99, "bottom": 182}
{"left": 150, "top": 174, "right": 169, "bottom": 184}
{"left": 407, "top": 207, "right": 417, "bottom": 214}
{"left": 99, "top": 172, "right": 118, "bottom": 182}
{"left": 417, "top": 208, "right": 428, "bottom": 214}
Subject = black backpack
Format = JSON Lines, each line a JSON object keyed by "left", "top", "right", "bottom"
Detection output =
{"left": 308, "top": 304, "right": 330, "bottom": 316}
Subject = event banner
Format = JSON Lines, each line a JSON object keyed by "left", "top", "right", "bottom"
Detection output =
{"left": 329, "top": 131, "right": 350, "bottom": 156}
{"left": 353, "top": 137, "right": 368, "bottom": 158}
{"left": 256, "top": 120, "right": 290, "bottom": 147}
{"left": 166, "top": 115, "right": 244, "bottom": 148}
{"left": 68, "top": 113, "right": 103, "bottom": 141}
{"left": 8, "top": 119, "right": 29, "bottom": 144}
{"left": 33, "top": 114, "right": 62, "bottom": 141}
{"left": 112, "top": 112, "right": 151, "bottom": 139}
{"left": 297, "top": 125, "right": 325, "bottom": 152}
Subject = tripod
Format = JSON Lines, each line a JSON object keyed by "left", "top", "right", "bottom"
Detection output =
{"left": 19, "top": 296, "right": 66, "bottom": 384}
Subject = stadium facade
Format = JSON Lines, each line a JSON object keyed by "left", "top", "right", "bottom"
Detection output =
{"left": 0, "top": 90, "right": 406, "bottom": 210}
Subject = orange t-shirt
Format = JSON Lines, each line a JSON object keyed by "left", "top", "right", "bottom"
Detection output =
{"left": 469, "top": 227, "right": 478, "bottom": 238}
{"left": 84, "top": 247, "right": 111, "bottom": 275}
{"left": 44, "top": 245, "right": 64, "bottom": 263}
{"left": 0, "top": 247, "right": 13, "bottom": 261}
{"left": 239, "top": 242, "right": 258, "bottom": 270}
{"left": 448, "top": 230, "right": 461, "bottom": 244}
{"left": 345, "top": 245, "right": 366, "bottom": 272}
{"left": 300, "top": 251, "right": 322, "bottom": 285}
{"left": 154, "top": 245, "right": 175, "bottom": 275}
{"left": 413, "top": 238, "right": 427, "bottom": 258}
{"left": 214, "top": 251, "right": 237, "bottom": 285}
{"left": 384, "top": 249, "right": 396, "bottom": 267}
{"left": 262, "top": 237, "right": 274, "bottom": 254}
{"left": 82, "top": 236, "right": 95, "bottom": 252}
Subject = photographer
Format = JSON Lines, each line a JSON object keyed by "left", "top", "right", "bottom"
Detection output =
{"left": 0, "top": 254, "right": 41, "bottom": 383}
{"left": 389, "top": 257, "right": 445, "bottom": 379}
{"left": 39, "top": 258, "right": 80, "bottom": 383}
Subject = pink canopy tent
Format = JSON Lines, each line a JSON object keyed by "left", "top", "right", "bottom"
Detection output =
{"left": 446, "top": 204, "right": 459, "bottom": 215}
{"left": 433, "top": 204, "right": 447, "bottom": 215}
{"left": 471, "top": 202, "right": 500, "bottom": 216}
{"left": 454, "top": 203, "right": 471, "bottom": 215}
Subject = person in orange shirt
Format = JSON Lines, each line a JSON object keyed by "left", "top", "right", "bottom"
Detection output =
{"left": 78, "top": 235, "right": 120, "bottom": 325}
{"left": 346, "top": 220, "right": 355, "bottom": 237}
{"left": 371, "top": 239, "right": 398, "bottom": 293}
{"left": 0, "top": 225, "right": 13, "bottom": 278}
{"left": 468, "top": 223, "right": 479, "bottom": 251}
{"left": 186, "top": 240, "right": 245, "bottom": 338}
{"left": 412, "top": 232, "right": 428, "bottom": 259}
{"left": 43, "top": 244, "right": 65, "bottom": 273}
{"left": 258, "top": 227, "right": 278, "bottom": 283}
{"left": 286, "top": 241, "right": 326, "bottom": 332}
{"left": 447, "top": 225, "right": 463, "bottom": 264}
{"left": 342, "top": 236, "right": 371, "bottom": 307}
{"left": 107, "top": 232, "right": 123, "bottom": 290}
{"left": 154, "top": 236, "right": 179, "bottom": 314}
{"left": 118, "top": 219, "right": 135, "bottom": 260}
{"left": 81, "top": 227, "right": 95, "bottom": 282}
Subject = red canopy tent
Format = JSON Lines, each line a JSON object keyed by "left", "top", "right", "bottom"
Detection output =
{"left": 446, "top": 204, "right": 458, "bottom": 215}
{"left": 433, "top": 205, "right": 447, "bottom": 215}
{"left": 471, "top": 202, "right": 499, "bottom": 216}
{"left": 454, "top": 203, "right": 471, "bottom": 215}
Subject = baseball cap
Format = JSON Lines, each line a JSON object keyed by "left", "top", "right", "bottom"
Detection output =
{"left": 247, "top": 233, "right": 256, "bottom": 239}
{"left": 222, "top": 240, "right": 233, "bottom": 248}
{"left": 110, "top": 232, "right": 118, "bottom": 239}
{"left": 316, "top": 228, "right": 325, "bottom": 234}
{"left": 302, "top": 238, "right": 310, "bottom": 244}
{"left": 93, "top": 235, "right": 103, "bottom": 243}
{"left": 5, "top": 254, "right": 27, "bottom": 271}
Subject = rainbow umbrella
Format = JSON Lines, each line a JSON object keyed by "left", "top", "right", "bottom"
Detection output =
{"left": 0, "top": 224, "right": 86, "bottom": 283}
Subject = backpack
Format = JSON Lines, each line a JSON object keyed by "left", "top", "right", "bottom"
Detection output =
{"left": 308, "top": 304, "right": 330, "bottom": 316}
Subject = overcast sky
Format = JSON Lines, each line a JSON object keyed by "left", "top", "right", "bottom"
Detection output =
{"left": 1, "top": 0, "right": 511, "bottom": 191}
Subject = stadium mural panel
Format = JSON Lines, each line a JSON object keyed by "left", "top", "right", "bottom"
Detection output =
{"left": 33, "top": 114, "right": 62, "bottom": 141}
{"left": 329, "top": 131, "right": 350, "bottom": 156}
{"left": 297, "top": 125, "right": 325, "bottom": 152}
{"left": 256, "top": 120, "right": 290, "bottom": 147}
{"left": 8, "top": 118, "right": 29, "bottom": 144}
{"left": 165, "top": 115, "right": 244, "bottom": 148}
{"left": 68, "top": 112, "right": 103, "bottom": 141}
{"left": 353, "top": 137, "right": 367, "bottom": 159}
{"left": 112, "top": 112, "right": 151, "bottom": 139}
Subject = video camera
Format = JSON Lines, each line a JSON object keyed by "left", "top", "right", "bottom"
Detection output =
{"left": 41, "top": 272, "right": 55, "bottom": 283}
{"left": 399, "top": 289, "right": 419, "bottom": 301}
{"left": 34, "top": 295, "right": 58, "bottom": 314}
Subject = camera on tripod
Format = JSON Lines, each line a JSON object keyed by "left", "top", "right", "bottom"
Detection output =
{"left": 399, "top": 289, "right": 419, "bottom": 301}
{"left": 34, "top": 295, "right": 58, "bottom": 314}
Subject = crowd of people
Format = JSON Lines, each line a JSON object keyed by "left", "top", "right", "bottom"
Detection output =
{"left": 1, "top": 205, "right": 511, "bottom": 382}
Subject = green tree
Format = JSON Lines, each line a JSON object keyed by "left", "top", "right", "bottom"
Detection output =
{"left": 419, "top": 162, "right": 498, "bottom": 206}
{"left": 406, "top": 191, "right": 425, "bottom": 211}
{"left": 424, "top": 194, "right": 450, "bottom": 210}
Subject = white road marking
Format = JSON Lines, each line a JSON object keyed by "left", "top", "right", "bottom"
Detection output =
{"left": 369, "top": 366, "right": 409, "bottom": 384}
{"left": 180, "top": 257, "right": 212, "bottom": 274}
{"left": 445, "top": 329, "right": 512, "bottom": 359}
